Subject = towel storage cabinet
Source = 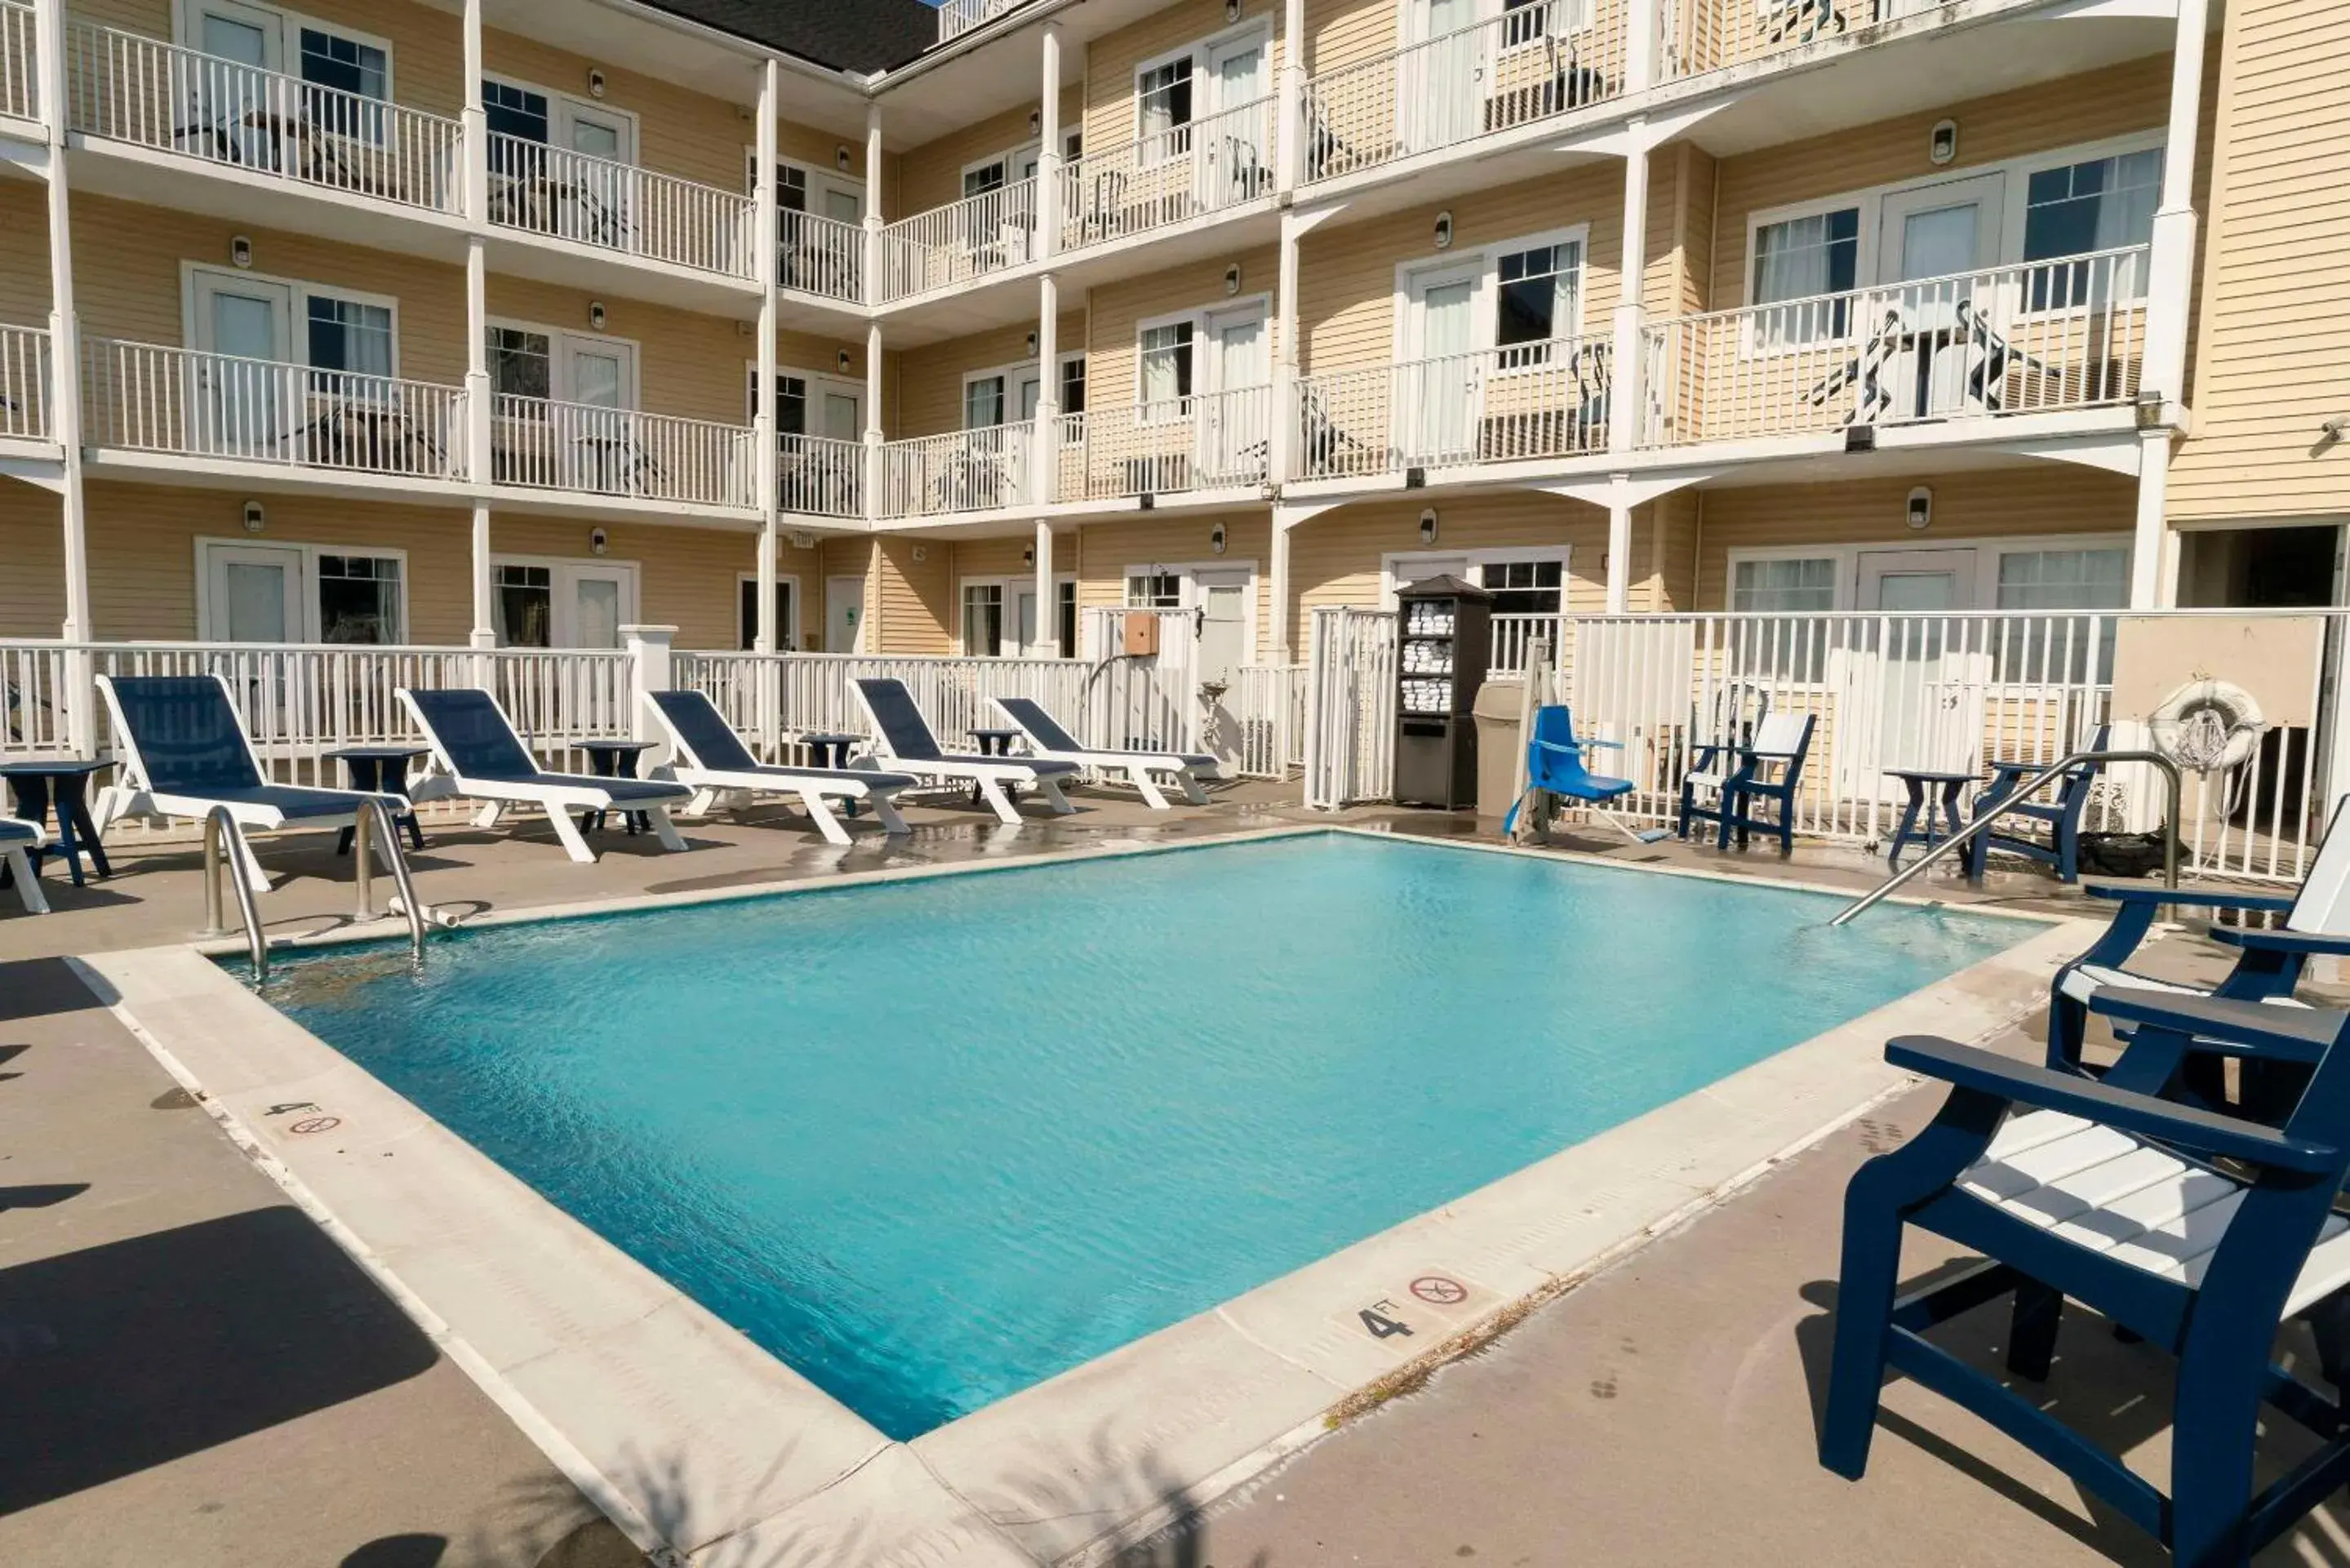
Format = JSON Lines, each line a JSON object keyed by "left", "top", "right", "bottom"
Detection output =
{"left": 1392, "top": 575, "right": 1494, "bottom": 811}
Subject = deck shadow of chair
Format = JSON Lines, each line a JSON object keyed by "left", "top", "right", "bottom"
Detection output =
{"left": 1678, "top": 710, "right": 1815, "bottom": 854}
{"left": 1820, "top": 987, "right": 2350, "bottom": 1568}
{"left": 1964, "top": 724, "right": 2112, "bottom": 885}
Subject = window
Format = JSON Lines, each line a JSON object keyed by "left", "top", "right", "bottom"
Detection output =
{"left": 1139, "top": 322, "right": 1193, "bottom": 411}
{"left": 486, "top": 326, "right": 550, "bottom": 400}
{"left": 1730, "top": 557, "right": 1837, "bottom": 682}
{"left": 1060, "top": 356, "right": 1087, "bottom": 416}
{"left": 495, "top": 563, "right": 552, "bottom": 647}
{"left": 1752, "top": 207, "right": 1859, "bottom": 341}
{"left": 1138, "top": 56, "right": 1194, "bottom": 154}
{"left": 2023, "top": 149, "right": 2161, "bottom": 309}
{"left": 1494, "top": 241, "right": 1583, "bottom": 366}
{"left": 1126, "top": 571, "right": 1183, "bottom": 608}
{"left": 1481, "top": 558, "right": 1564, "bottom": 616}
{"left": 297, "top": 26, "right": 388, "bottom": 140}
{"left": 482, "top": 78, "right": 549, "bottom": 142}
{"left": 963, "top": 582, "right": 1004, "bottom": 655}
{"left": 1056, "top": 580, "right": 1078, "bottom": 659}
{"left": 964, "top": 375, "right": 1006, "bottom": 430}
{"left": 1995, "top": 547, "right": 2127, "bottom": 682}
{"left": 776, "top": 162, "right": 807, "bottom": 212}
{"left": 963, "top": 158, "right": 1007, "bottom": 198}
{"left": 1732, "top": 556, "right": 1837, "bottom": 613}
{"left": 775, "top": 372, "right": 807, "bottom": 436}
{"left": 305, "top": 294, "right": 393, "bottom": 380}
{"left": 739, "top": 578, "right": 795, "bottom": 651}
{"left": 316, "top": 553, "right": 402, "bottom": 643}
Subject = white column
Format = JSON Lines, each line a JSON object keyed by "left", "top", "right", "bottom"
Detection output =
{"left": 2140, "top": 0, "right": 2209, "bottom": 415}
{"left": 1270, "top": 211, "right": 1302, "bottom": 486}
{"left": 464, "top": 234, "right": 492, "bottom": 650}
{"left": 1033, "top": 520, "right": 1055, "bottom": 655}
{"left": 864, "top": 320, "right": 885, "bottom": 519}
{"left": 34, "top": 0, "right": 88, "bottom": 657}
{"left": 1270, "top": 513, "right": 1295, "bottom": 661}
{"left": 864, "top": 102, "right": 884, "bottom": 307}
{"left": 1609, "top": 130, "right": 1650, "bottom": 458}
{"left": 2130, "top": 429, "right": 2176, "bottom": 609}
{"left": 461, "top": 0, "right": 487, "bottom": 222}
{"left": 621, "top": 624, "right": 677, "bottom": 748}
{"left": 1623, "top": 0, "right": 1658, "bottom": 93}
{"left": 469, "top": 505, "right": 495, "bottom": 648}
{"left": 1277, "top": 0, "right": 1305, "bottom": 193}
{"left": 1605, "top": 480, "right": 1634, "bottom": 615}
{"left": 1037, "top": 24, "right": 1063, "bottom": 260}
{"left": 753, "top": 60, "right": 780, "bottom": 652}
{"left": 1033, "top": 271, "right": 1058, "bottom": 504}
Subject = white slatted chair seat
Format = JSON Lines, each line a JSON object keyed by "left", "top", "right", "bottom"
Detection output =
{"left": 1961, "top": 1109, "right": 2350, "bottom": 1317}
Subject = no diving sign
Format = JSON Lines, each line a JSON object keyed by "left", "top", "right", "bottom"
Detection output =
{"left": 1335, "top": 1269, "right": 1495, "bottom": 1351}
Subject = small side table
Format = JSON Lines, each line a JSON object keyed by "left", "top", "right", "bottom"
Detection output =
{"left": 0, "top": 759, "right": 113, "bottom": 889}
{"left": 1885, "top": 767, "right": 1979, "bottom": 870}
{"left": 580, "top": 739, "right": 660, "bottom": 835}
{"left": 970, "top": 727, "right": 1020, "bottom": 806}
{"left": 801, "top": 731, "right": 863, "bottom": 816}
{"left": 324, "top": 745, "right": 429, "bottom": 856}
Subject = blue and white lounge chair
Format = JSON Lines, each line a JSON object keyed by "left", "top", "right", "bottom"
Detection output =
{"left": 93, "top": 673, "right": 404, "bottom": 891}
{"left": 645, "top": 689, "right": 917, "bottom": 846}
{"left": 1823, "top": 987, "right": 2350, "bottom": 1566}
{"left": 851, "top": 677, "right": 1077, "bottom": 826}
{"left": 1502, "top": 705, "right": 1669, "bottom": 844}
{"left": 991, "top": 695, "right": 1219, "bottom": 811}
{"left": 1677, "top": 710, "right": 1815, "bottom": 854}
{"left": 1, "top": 816, "right": 48, "bottom": 914}
{"left": 398, "top": 687, "right": 692, "bottom": 863}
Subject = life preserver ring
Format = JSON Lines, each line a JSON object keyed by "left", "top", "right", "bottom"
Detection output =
{"left": 2150, "top": 678, "right": 2266, "bottom": 772}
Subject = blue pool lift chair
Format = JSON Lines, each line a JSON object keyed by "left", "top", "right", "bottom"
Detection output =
{"left": 397, "top": 687, "right": 694, "bottom": 864}
{"left": 1678, "top": 711, "right": 1816, "bottom": 854}
{"left": 992, "top": 695, "right": 1221, "bottom": 811}
{"left": 1823, "top": 988, "right": 2350, "bottom": 1568}
{"left": 643, "top": 689, "right": 917, "bottom": 846}
{"left": 93, "top": 673, "right": 406, "bottom": 892}
{"left": 1502, "top": 705, "right": 1668, "bottom": 844}
{"left": 1, "top": 816, "right": 48, "bottom": 913}
{"left": 1965, "top": 725, "right": 2112, "bottom": 884}
{"left": 851, "top": 678, "right": 1080, "bottom": 826}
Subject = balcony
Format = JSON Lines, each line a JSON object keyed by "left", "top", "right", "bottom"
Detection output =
{"left": 1303, "top": 0, "right": 1629, "bottom": 187}
{"left": 82, "top": 336, "right": 466, "bottom": 479}
{"left": 1296, "top": 336, "right": 1613, "bottom": 483}
{"left": 1052, "top": 384, "right": 1273, "bottom": 501}
{"left": 0, "top": 322, "right": 51, "bottom": 442}
{"left": 936, "top": 0, "right": 1029, "bottom": 46}
{"left": 1, "top": 0, "right": 33, "bottom": 124}
{"left": 877, "top": 178, "right": 1037, "bottom": 304}
{"left": 485, "top": 132, "right": 754, "bottom": 282}
{"left": 778, "top": 433, "right": 864, "bottom": 520}
{"left": 64, "top": 22, "right": 463, "bottom": 216}
{"left": 1055, "top": 96, "right": 1277, "bottom": 257}
{"left": 878, "top": 424, "right": 1031, "bottom": 519}
{"left": 780, "top": 210, "right": 864, "bottom": 306}
{"left": 1660, "top": 0, "right": 1957, "bottom": 82}
{"left": 488, "top": 397, "right": 755, "bottom": 509}
{"left": 1640, "top": 247, "right": 2148, "bottom": 448}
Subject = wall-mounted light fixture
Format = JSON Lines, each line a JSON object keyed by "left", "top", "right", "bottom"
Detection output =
{"left": 589, "top": 301, "right": 607, "bottom": 331}
{"left": 1419, "top": 508, "right": 1439, "bottom": 545}
{"left": 1023, "top": 546, "right": 1035, "bottom": 564}
{"left": 1227, "top": 0, "right": 1242, "bottom": 20}
{"left": 1029, "top": 109, "right": 1042, "bottom": 134}
{"left": 1211, "top": 522, "right": 1228, "bottom": 555}
{"left": 1224, "top": 263, "right": 1242, "bottom": 295}
{"left": 836, "top": 144, "right": 853, "bottom": 172}
{"left": 590, "top": 526, "right": 610, "bottom": 556}
{"left": 230, "top": 235, "right": 253, "bottom": 269}
{"left": 587, "top": 69, "right": 607, "bottom": 99}
{"left": 912, "top": 544, "right": 928, "bottom": 562}
{"left": 1433, "top": 211, "right": 1455, "bottom": 250}
{"left": 735, "top": 320, "right": 753, "bottom": 337}
{"left": 242, "top": 500, "right": 265, "bottom": 534}
{"left": 1026, "top": 331, "right": 1039, "bottom": 355}
{"left": 788, "top": 530, "right": 815, "bottom": 550}
{"left": 1929, "top": 118, "right": 1958, "bottom": 167}
{"left": 1905, "top": 486, "right": 1934, "bottom": 532}
{"left": 837, "top": 349, "right": 853, "bottom": 373}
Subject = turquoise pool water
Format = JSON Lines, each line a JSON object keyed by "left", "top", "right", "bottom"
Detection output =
{"left": 258, "top": 832, "right": 2028, "bottom": 1438}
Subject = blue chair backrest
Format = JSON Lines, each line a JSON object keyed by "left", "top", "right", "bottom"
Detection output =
{"left": 998, "top": 696, "right": 1083, "bottom": 755}
{"left": 108, "top": 676, "right": 262, "bottom": 793}
{"left": 650, "top": 690, "right": 757, "bottom": 772}
{"left": 406, "top": 689, "right": 540, "bottom": 781}
{"left": 855, "top": 678, "right": 942, "bottom": 760}
{"left": 1527, "top": 706, "right": 1596, "bottom": 789}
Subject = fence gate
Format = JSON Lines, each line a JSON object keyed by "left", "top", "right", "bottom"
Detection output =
{"left": 1304, "top": 605, "right": 1397, "bottom": 809}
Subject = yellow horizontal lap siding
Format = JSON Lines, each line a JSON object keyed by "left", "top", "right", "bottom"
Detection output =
{"left": 896, "top": 88, "right": 1084, "bottom": 220}
{"left": 482, "top": 278, "right": 750, "bottom": 429}
{"left": 872, "top": 535, "right": 955, "bottom": 654}
{"left": 482, "top": 27, "right": 750, "bottom": 193}
{"left": 0, "top": 181, "right": 52, "bottom": 323}
{"left": 1083, "top": 0, "right": 1285, "bottom": 162}
{"left": 0, "top": 486, "right": 67, "bottom": 638}
{"left": 1304, "top": 0, "right": 1396, "bottom": 79}
{"left": 2172, "top": 0, "right": 2350, "bottom": 524}
{"left": 1086, "top": 249, "right": 1281, "bottom": 411}
{"left": 895, "top": 313, "right": 1085, "bottom": 439}
{"left": 1073, "top": 513, "right": 1273, "bottom": 658}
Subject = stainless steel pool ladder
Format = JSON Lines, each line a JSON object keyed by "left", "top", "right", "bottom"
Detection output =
{"left": 202, "top": 797, "right": 432, "bottom": 982}
{"left": 1828, "top": 749, "right": 2183, "bottom": 927}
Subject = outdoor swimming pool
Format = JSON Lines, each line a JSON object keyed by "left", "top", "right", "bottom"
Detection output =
{"left": 258, "top": 832, "right": 2029, "bottom": 1439}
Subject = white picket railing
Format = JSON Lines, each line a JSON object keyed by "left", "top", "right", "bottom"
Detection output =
{"left": 0, "top": 322, "right": 48, "bottom": 441}
{"left": 1658, "top": 0, "right": 1957, "bottom": 82}
{"left": 66, "top": 22, "right": 461, "bottom": 215}
{"left": 1641, "top": 247, "right": 2148, "bottom": 446}
{"left": 1057, "top": 94, "right": 1277, "bottom": 255}
{"left": 1304, "top": 606, "right": 1400, "bottom": 810}
{"left": 1304, "top": 0, "right": 1629, "bottom": 184}
{"left": 877, "top": 424, "right": 1032, "bottom": 518}
{"left": 83, "top": 336, "right": 467, "bottom": 478}
{"left": 937, "top": 0, "right": 1028, "bottom": 43}
{"left": 486, "top": 131, "right": 753, "bottom": 279}
{"left": 1053, "top": 384, "right": 1273, "bottom": 500}
{"left": 1297, "top": 336, "right": 1613, "bottom": 482}
{"left": 0, "top": 0, "right": 33, "bottom": 122}
{"left": 778, "top": 433, "right": 864, "bottom": 520}
{"left": 877, "top": 177, "right": 1038, "bottom": 303}
{"left": 490, "top": 395, "right": 754, "bottom": 508}
{"left": 1490, "top": 613, "right": 1566, "bottom": 675}
{"left": 779, "top": 209, "right": 864, "bottom": 303}
{"left": 1230, "top": 663, "right": 1308, "bottom": 778}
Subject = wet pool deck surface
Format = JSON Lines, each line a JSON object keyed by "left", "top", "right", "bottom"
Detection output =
{"left": 1, "top": 783, "right": 2344, "bottom": 1566}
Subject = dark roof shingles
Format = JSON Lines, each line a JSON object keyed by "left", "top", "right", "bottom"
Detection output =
{"left": 642, "top": 0, "right": 940, "bottom": 74}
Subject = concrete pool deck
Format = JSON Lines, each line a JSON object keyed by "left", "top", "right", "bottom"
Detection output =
{"left": 0, "top": 786, "right": 2334, "bottom": 1566}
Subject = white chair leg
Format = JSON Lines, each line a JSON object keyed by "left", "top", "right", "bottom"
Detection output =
{"left": 547, "top": 807, "right": 599, "bottom": 864}
{"left": 646, "top": 806, "right": 687, "bottom": 852}
{"left": 1174, "top": 769, "right": 1211, "bottom": 806}
{"left": 473, "top": 799, "right": 506, "bottom": 829}
{"left": 686, "top": 786, "right": 721, "bottom": 817}
{"left": 798, "top": 793, "right": 852, "bottom": 847}
{"left": 866, "top": 789, "right": 911, "bottom": 837}
{"left": 975, "top": 775, "right": 1023, "bottom": 826}
{"left": 1033, "top": 775, "right": 1074, "bottom": 816}
{"left": 234, "top": 829, "right": 271, "bottom": 895}
{"left": 1129, "top": 768, "right": 1172, "bottom": 811}
{"left": 5, "top": 846, "right": 48, "bottom": 914}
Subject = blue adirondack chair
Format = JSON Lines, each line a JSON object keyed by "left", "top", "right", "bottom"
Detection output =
{"left": 1965, "top": 724, "right": 2112, "bottom": 884}
{"left": 1822, "top": 987, "right": 2350, "bottom": 1567}
{"left": 1679, "top": 711, "right": 1815, "bottom": 854}
{"left": 1502, "top": 705, "right": 1666, "bottom": 843}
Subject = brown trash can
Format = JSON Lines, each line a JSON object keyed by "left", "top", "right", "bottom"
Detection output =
{"left": 1471, "top": 680, "right": 1527, "bottom": 820}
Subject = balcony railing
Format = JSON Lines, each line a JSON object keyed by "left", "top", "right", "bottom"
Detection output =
{"left": 1640, "top": 247, "right": 2148, "bottom": 447}
{"left": 83, "top": 336, "right": 465, "bottom": 478}
{"left": 937, "top": 0, "right": 1028, "bottom": 44}
{"left": 780, "top": 209, "right": 864, "bottom": 304}
{"left": 877, "top": 177, "right": 1037, "bottom": 304}
{"left": 778, "top": 433, "right": 864, "bottom": 520}
{"left": 1296, "top": 336, "right": 1613, "bottom": 482}
{"left": 1659, "top": 0, "right": 1953, "bottom": 81}
{"left": 0, "top": 322, "right": 49, "bottom": 440}
{"left": 1, "top": 0, "right": 33, "bottom": 122}
{"left": 1304, "top": 0, "right": 1629, "bottom": 184}
{"left": 878, "top": 424, "right": 1031, "bottom": 518}
{"left": 1057, "top": 96, "right": 1277, "bottom": 255}
{"left": 1489, "top": 612, "right": 1567, "bottom": 674}
{"left": 486, "top": 131, "right": 753, "bottom": 279}
{"left": 66, "top": 23, "right": 461, "bottom": 215}
{"left": 1052, "top": 384, "right": 1273, "bottom": 500}
{"left": 490, "top": 395, "right": 755, "bottom": 508}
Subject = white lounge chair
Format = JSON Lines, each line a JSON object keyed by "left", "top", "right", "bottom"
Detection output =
{"left": 645, "top": 689, "right": 917, "bottom": 846}
{"left": 991, "top": 695, "right": 1219, "bottom": 810}
{"left": 2, "top": 816, "right": 48, "bottom": 914}
{"left": 398, "top": 687, "right": 693, "bottom": 864}
{"left": 851, "top": 677, "right": 1078, "bottom": 826}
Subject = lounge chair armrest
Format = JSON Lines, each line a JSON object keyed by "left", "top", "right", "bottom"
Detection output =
{"left": 1885, "top": 1035, "right": 2338, "bottom": 1172}
{"left": 2210, "top": 927, "right": 2350, "bottom": 957}
{"left": 2083, "top": 882, "right": 2295, "bottom": 914}
{"left": 2090, "top": 988, "right": 2345, "bottom": 1058}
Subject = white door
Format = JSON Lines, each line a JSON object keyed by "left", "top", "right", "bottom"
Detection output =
{"left": 191, "top": 270, "right": 294, "bottom": 459}
{"left": 1193, "top": 567, "right": 1253, "bottom": 766}
{"left": 1402, "top": 0, "right": 1483, "bottom": 153}
{"left": 1199, "top": 303, "right": 1269, "bottom": 482}
{"left": 205, "top": 544, "right": 304, "bottom": 642}
{"left": 560, "top": 335, "right": 636, "bottom": 492}
{"left": 564, "top": 566, "right": 629, "bottom": 649}
{"left": 827, "top": 574, "right": 865, "bottom": 654}
{"left": 1202, "top": 33, "right": 1270, "bottom": 207}
{"left": 190, "top": 0, "right": 283, "bottom": 171}
{"left": 1846, "top": 548, "right": 1990, "bottom": 785}
{"left": 563, "top": 103, "right": 634, "bottom": 248}
{"left": 1876, "top": 174, "right": 2006, "bottom": 420}
{"left": 1404, "top": 263, "right": 1482, "bottom": 462}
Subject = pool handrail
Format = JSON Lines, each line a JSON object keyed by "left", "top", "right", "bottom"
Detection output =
{"left": 201, "top": 804, "right": 270, "bottom": 981}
